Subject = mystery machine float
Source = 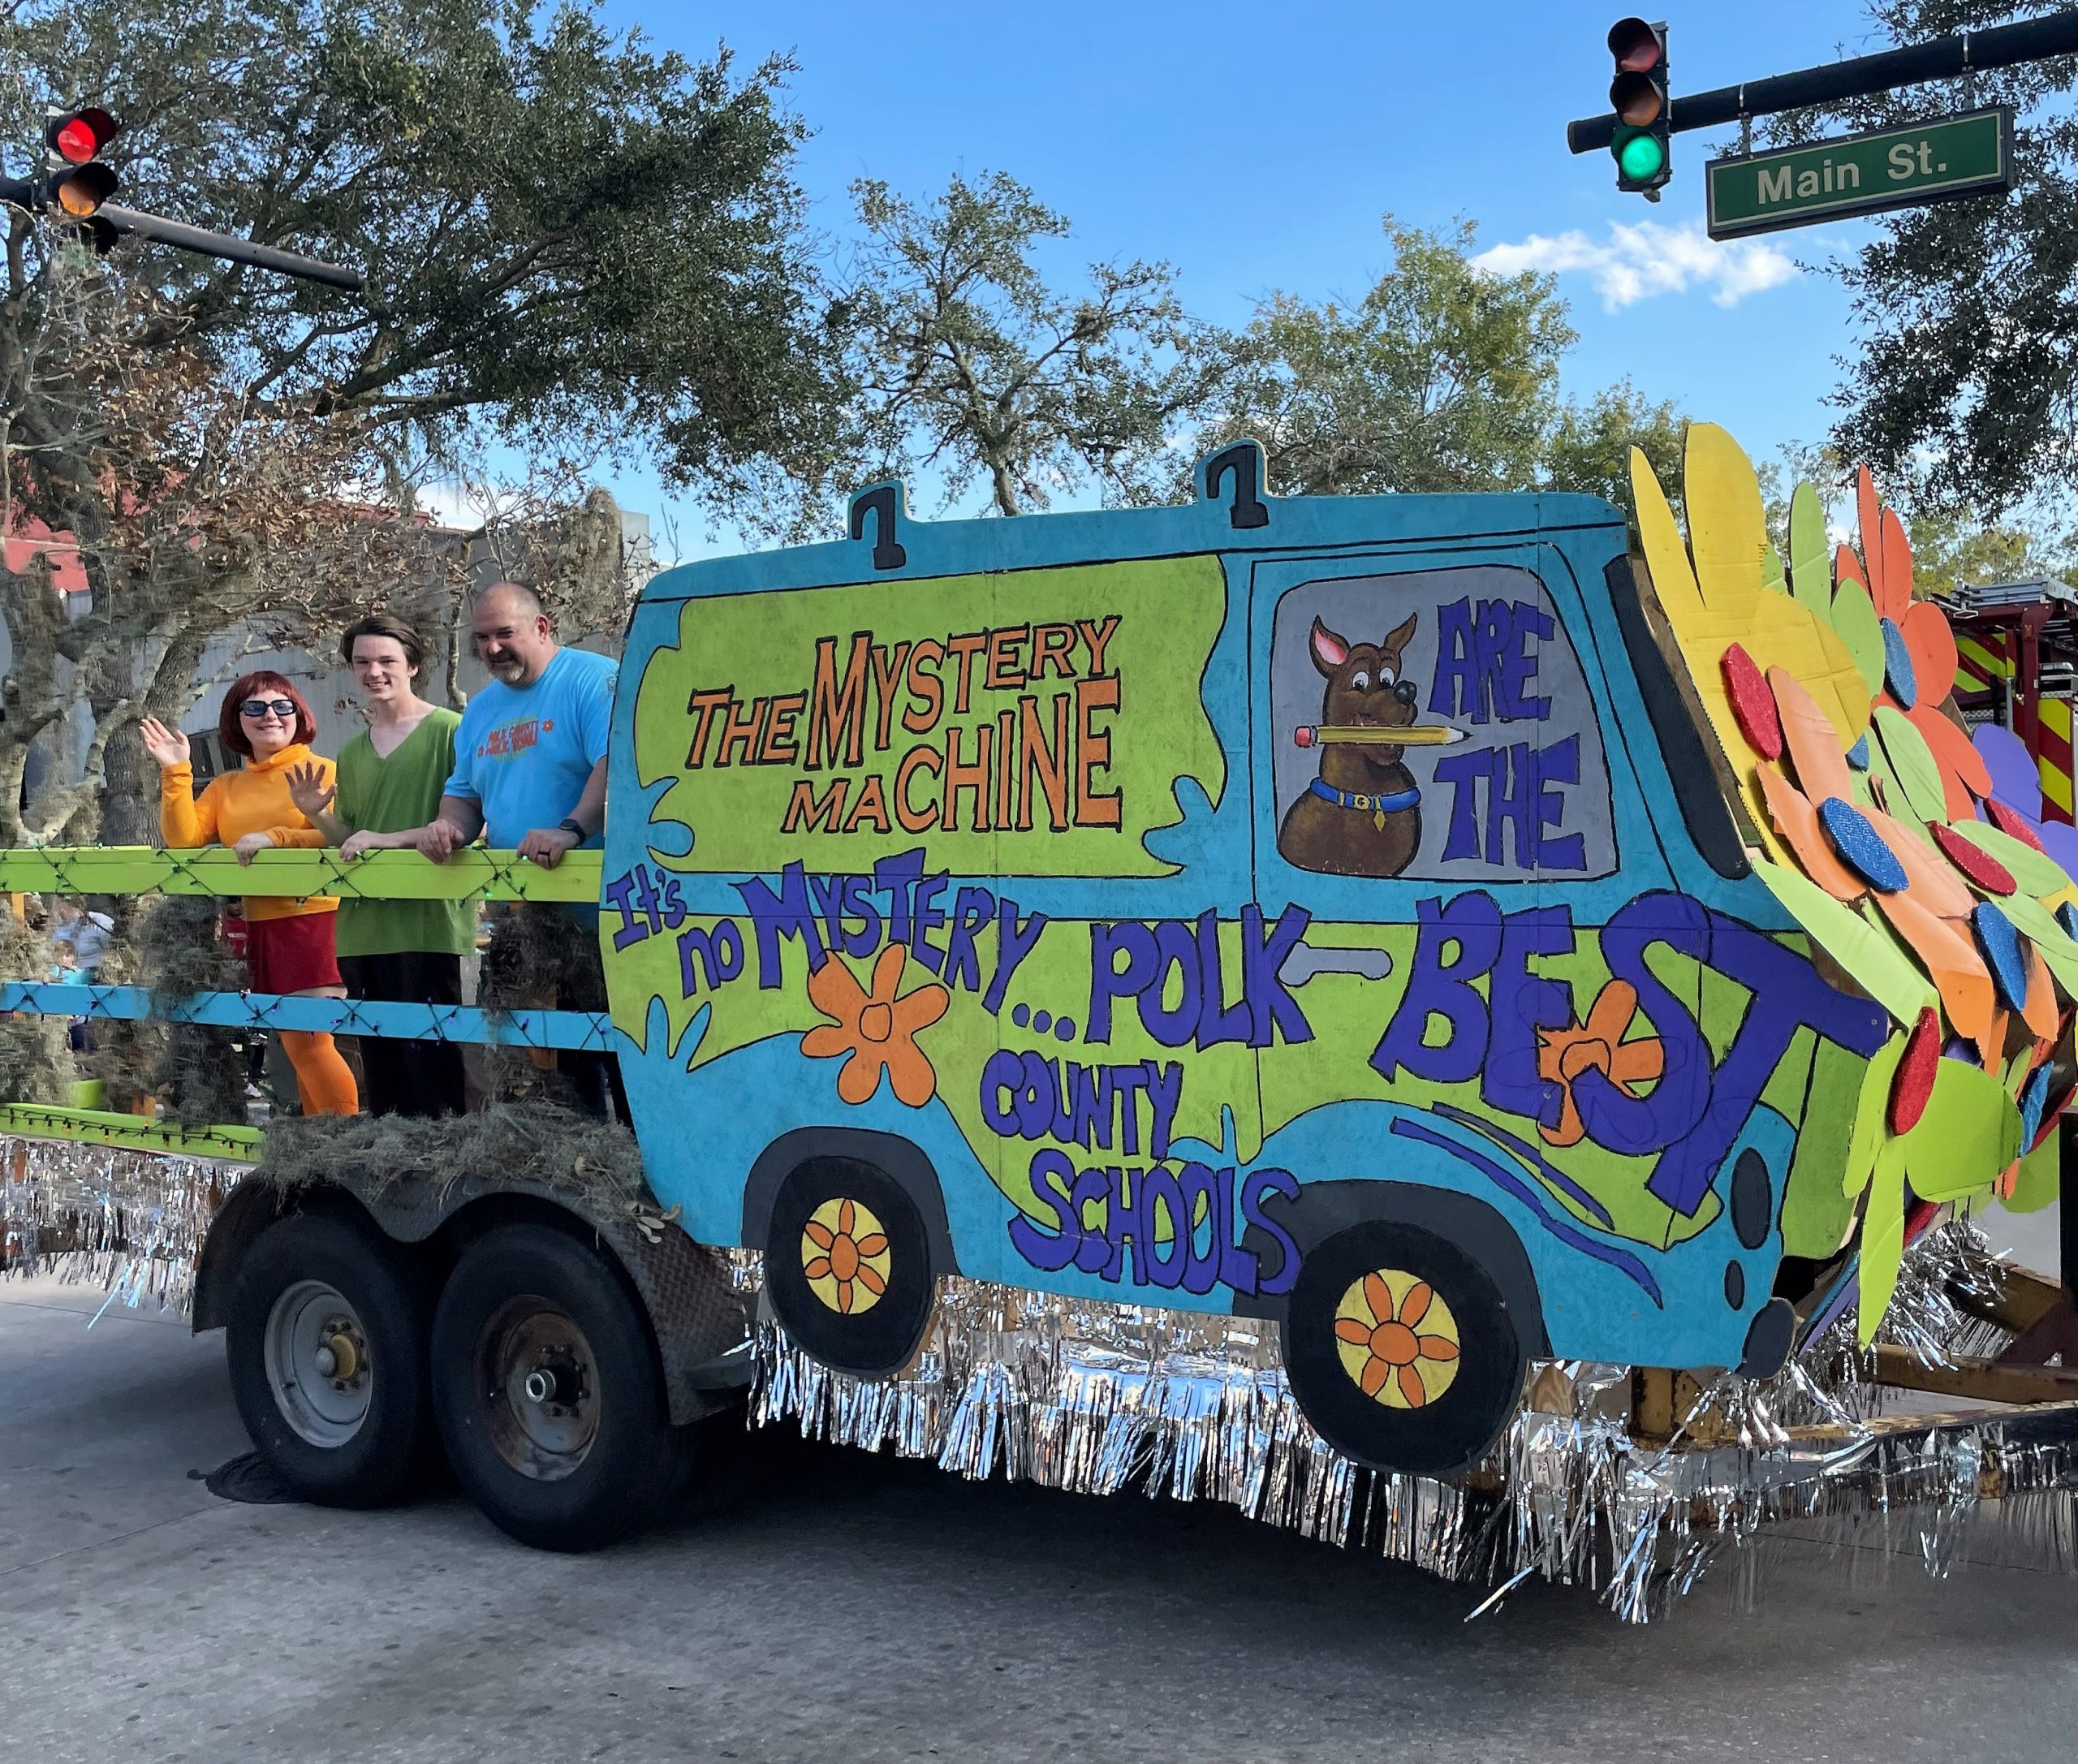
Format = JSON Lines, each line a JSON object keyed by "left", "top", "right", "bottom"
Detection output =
{"left": 601, "top": 437, "right": 1893, "bottom": 1490}
{"left": 5, "top": 429, "right": 2063, "bottom": 1555}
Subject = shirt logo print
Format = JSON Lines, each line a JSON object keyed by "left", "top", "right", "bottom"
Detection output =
{"left": 478, "top": 718, "right": 541, "bottom": 760}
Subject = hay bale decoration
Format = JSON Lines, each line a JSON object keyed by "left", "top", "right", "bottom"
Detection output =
{"left": 1632, "top": 429, "right": 2063, "bottom": 1338}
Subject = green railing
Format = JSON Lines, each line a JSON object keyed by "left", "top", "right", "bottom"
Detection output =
{"left": 0, "top": 845, "right": 601, "bottom": 903}
{"left": 0, "top": 1103, "right": 262, "bottom": 1162}
{"left": 0, "top": 847, "right": 610, "bottom": 1157}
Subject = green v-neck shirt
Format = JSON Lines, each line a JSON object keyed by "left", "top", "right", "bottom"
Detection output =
{"left": 334, "top": 709, "right": 476, "bottom": 958}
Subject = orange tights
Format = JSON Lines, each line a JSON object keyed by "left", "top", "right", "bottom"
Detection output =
{"left": 279, "top": 1029, "right": 359, "bottom": 1116}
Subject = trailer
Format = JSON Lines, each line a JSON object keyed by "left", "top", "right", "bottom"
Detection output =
{"left": 6, "top": 427, "right": 2078, "bottom": 1614}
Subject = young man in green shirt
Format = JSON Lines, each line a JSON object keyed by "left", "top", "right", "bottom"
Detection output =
{"left": 287, "top": 613, "right": 473, "bottom": 1117}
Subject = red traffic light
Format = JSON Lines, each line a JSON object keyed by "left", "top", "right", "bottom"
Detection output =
{"left": 1608, "top": 18, "right": 1663, "bottom": 74}
{"left": 45, "top": 106, "right": 119, "bottom": 166}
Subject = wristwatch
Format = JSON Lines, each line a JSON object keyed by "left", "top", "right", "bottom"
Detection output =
{"left": 556, "top": 817, "right": 586, "bottom": 839}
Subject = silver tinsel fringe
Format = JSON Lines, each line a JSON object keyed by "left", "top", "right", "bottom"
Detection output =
{"left": 740, "top": 1223, "right": 2078, "bottom": 1623}
{"left": 6, "top": 1131, "right": 2075, "bottom": 1621}
{"left": 1, "top": 1132, "right": 248, "bottom": 1315}
{"left": 741, "top": 1265, "right": 1396, "bottom": 1555}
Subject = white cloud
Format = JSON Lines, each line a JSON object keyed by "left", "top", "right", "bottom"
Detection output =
{"left": 1471, "top": 220, "right": 1800, "bottom": 312}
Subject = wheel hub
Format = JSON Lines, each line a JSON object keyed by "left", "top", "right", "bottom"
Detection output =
{"left": 262, "top": 1280, "right": 373, "bottom": 1447}
{"left": 480, "top": 1300, "right": 601, "bottom": 1481}
{"left": 520, "top": 1357, "right": 582, "bottom": 1408}
{"left": 313, "top": 1328, "right": 361, "bottom": 1382}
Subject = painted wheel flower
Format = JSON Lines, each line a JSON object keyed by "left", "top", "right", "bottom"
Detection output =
{"left": 801, "top": 1197, "right": 890, "bottom": 1315}
{"left": 1534, "top": 979, "right": 1665, "bottom": 1148}
{"left": 801, "top": 942, "right": 951, "bottom": 1106}
{"left": 1333, "top": 1269, "right": 1460, "bottom": 1408}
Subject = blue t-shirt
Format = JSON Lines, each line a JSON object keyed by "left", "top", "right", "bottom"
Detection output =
{"left": 444, "top": 647, "right": 618, "bottom": 848}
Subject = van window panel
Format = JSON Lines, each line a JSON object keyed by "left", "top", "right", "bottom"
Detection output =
{"left": 1267, "top": 564, "right": 1618, "bottom": 883}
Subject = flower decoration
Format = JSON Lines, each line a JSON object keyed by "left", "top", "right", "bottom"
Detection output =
{"left": 801, "top": 1197, "right": 890, "bottom": 1314}
{"left": 802, "top": 942, "right": 951, "bottom": 1106}
{"left": 1333, "top": 1270, "right": 1460, "bottom": 1409}
{"left": 1632, "top": 428, "right": 2071, "bottom": 1339}
{"left": 1534, "top": 980, "right": 1665, "bottom": 1148}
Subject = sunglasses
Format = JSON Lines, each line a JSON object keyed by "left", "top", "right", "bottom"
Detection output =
{"left": 239, "top": 698, "right": 299, "bottom": 721}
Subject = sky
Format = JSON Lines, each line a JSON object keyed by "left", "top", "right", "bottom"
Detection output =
{"left": 577, "top": 0, "right": 1908, "bottom": 556}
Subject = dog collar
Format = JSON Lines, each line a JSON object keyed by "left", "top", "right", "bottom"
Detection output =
{"left": 1308, "top": 778, "right": 1420, "bottom": 815}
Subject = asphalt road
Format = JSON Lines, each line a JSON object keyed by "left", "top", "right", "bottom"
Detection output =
{"left": 3, "top": 1252, "right": 2075, "bottom": 1764}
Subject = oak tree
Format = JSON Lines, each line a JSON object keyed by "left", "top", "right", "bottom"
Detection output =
{"left": 1765, "top": 2, "right": 2078, "bottom": 515}
{"left": 843, "top": 170, "right": 1235, "bottom": 518}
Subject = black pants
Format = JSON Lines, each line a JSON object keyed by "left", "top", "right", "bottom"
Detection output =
{"left": 339, "top": 951, "right": 466, "bottom": 1119}
{"left": 563, "top": 1046, "right": 630, "bottom": 1124}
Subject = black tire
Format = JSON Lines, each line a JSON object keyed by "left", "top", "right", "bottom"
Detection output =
{"left": 430, "top": 1223, "right": 686, "bottom": 1551}
{"left": 761, "top": 1156, "right": 935, "bottom": 1377}
{"left": 1280, "top": 1218, "right": 1526, "bottom": 1479}
{"left": 224, "top": 1210, "right": 438, "bottom": 1507}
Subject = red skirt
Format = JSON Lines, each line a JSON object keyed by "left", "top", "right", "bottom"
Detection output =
{"left": 245, "top": 912, "right": 342, "bottom": 994}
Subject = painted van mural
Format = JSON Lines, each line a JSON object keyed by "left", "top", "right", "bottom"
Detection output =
{"left": 599, "top": 431, "right": 2058, "bottom": 1481}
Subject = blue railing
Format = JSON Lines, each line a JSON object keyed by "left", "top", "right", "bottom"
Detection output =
{"left": 0, "top": 982, "right": 614, "bottom": 1051}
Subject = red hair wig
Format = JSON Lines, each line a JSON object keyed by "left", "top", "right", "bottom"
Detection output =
{"left": 219, "top": 671, "right": 317, "bottom": 757}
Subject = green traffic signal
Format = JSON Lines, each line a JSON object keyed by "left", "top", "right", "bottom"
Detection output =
{"left": 1617, "top": 132, "right": 1666, "bottom": 182}
{"left": 1605, "top": 18, "right": 1671, "bottom": 195}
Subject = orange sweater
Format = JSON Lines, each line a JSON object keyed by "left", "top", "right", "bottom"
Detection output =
{"left": 159, "top": 744, "right": 337, "bottom": 923}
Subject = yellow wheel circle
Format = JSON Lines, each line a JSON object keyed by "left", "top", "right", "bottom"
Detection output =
{"left": 1332, "top": 1268, "right": 1462, "bottom": 1409}
{"left": 800, "top": 1197, "right": 892, "bottom": 1316}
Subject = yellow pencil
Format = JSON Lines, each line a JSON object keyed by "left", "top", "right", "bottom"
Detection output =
{"left": 1293, "top": 724, "right": 1467, "bottom": 748}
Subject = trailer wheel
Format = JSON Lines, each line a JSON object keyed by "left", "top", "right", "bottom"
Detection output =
{"left": 761, "top": 1156, "right": 935, "bottom": 1376}
{"left": 1279, "top": 1218, "right": 1526, "bottom": 1479}
{"left": 224, "top": 1210, "right": 438, "bottom": 1507}
{"left": 430, "top": 1223, "right": 688, "bottom": 1551}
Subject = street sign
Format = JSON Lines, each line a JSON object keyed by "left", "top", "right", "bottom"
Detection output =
{"left": 1706, "top": 106, "right": 2012, "bottom": 240}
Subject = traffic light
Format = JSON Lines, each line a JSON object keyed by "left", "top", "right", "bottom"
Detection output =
{"left": 42, "top": 106, "right": 120, "bottom": 222}
{"left": 1607, "top": 19, "right": 1671, "bottom": 197}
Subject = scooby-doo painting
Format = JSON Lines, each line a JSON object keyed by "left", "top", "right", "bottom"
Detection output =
{"left": 1278, "top": 614, "right": 1425, "bottom": 878}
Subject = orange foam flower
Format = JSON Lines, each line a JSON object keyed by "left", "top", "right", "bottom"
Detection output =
{"left": 1333, "top": 1273, "right": 1459, "bottom": 1408}
{"left": 802, "top": 942, "right": 950, "bottom": 1106}
{"left": 1535, "top": 979, "right": 1665, "bottom": 1147}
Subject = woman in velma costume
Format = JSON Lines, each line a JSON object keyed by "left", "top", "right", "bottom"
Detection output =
{"left": 140, "top": 673, "right": 359, "bottom": 1115}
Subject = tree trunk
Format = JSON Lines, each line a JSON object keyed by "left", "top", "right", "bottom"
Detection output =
{"left": 446, "top": 589, "right": 470, "bottom": 709}
{"left": 989, "top": 458, "right": 1023, "bottom": 518}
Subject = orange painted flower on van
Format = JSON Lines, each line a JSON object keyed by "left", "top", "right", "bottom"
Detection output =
{"left": 802, "top": 942, "right": 950, "bottom": 1107}
{"left": 1333, "top": 1271, "right": 1461, "bottom": 1408}
{"left": 1535, "top": 979, "right": 1665, "bottom": 1148}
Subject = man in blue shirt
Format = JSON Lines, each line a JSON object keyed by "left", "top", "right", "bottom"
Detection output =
{"left": 415, "top": 581, "right": 616, "bottom": 865}
{"left": 402, "top": 580, "right": 622, "bottom": 1116}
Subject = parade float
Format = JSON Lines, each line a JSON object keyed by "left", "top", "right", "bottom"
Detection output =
{"left": 5, "top": 425, "right": 2076, "bottom": 1619}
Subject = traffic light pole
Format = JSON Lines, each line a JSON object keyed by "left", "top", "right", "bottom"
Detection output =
{"left": 1, "top": 185, "right": 361, "bottom": 291}
{"left": 96, "top": 205, "right": 363, "bottom": 291}
{"left": 1568, "top": 6, "right": 2078, "bottom": 154}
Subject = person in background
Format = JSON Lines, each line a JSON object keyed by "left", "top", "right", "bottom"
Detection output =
{"left": 140, "top": 675, "right": 359, "bottom": 1116}
{"left": 48, "top": 899, "right": 114, "bottom": 1052}
{"left": 398, "top": 581, "right": 619, "bottom": 1115}
{"left": 285, "top": 613, "right": 472, "bottom": 1117}
{"left": 48, "top": 899, "right": 113, "bottom": 977}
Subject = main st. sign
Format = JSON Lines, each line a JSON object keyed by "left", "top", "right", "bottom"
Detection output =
{"left": 1706, "top": 106, "right": 2012, "bottom": 240}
